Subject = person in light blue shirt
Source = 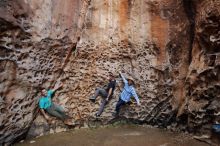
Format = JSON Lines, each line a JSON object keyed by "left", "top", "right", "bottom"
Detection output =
{"left": 39, "top": 83, "right": 73, "bottom": 125}
{"left": 113, "top": 72, "right": 141, "bottom": 117}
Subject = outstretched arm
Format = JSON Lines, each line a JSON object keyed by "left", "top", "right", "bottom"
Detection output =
{"left": 45, "top": 83, "right": 63, "bottom": 99}
{"left": 53, "top": 83, "right": 63, "bottom": 92}
{"left": 119, "top": 71, "right": 128, "bottom": 84}
{"left": 131, "top": 87, "right": 140, "bottom": 106}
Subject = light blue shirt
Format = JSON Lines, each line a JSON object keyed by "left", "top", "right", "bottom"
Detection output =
{"left": 39, "top": 90, "right": 54, "bottom": 109}
{"left": 120, "top": 74, "right": 140, "bottom": 104}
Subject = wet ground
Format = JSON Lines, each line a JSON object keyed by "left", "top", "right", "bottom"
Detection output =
{"left": 16, "top": 125, "right": 209, "bottom": 146}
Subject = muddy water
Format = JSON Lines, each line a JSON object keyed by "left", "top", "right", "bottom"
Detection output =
{"left": 16, "top": 125, "right": 208, "bottom": 146}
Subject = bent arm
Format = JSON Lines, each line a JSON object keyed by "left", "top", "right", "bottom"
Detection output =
{"left": 106, "top": 88, "right": 113, "bottom": 100}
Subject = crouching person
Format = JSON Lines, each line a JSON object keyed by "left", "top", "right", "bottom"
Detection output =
{"left": 39, "top": 83, "right": 73, "bottom": 125}
{"left": 113, "top": 72, "right": 141, "bottom": 117}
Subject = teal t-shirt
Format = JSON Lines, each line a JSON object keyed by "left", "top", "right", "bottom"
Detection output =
{"left": 39, "top": 90, "right": 54, "bottom": 109}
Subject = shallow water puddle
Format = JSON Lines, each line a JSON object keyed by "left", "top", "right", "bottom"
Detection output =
{"left": 16, "top": 125, "right": 209, "bottom": 146}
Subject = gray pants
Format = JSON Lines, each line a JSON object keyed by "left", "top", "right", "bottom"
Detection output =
{"left": 46, "top": 103, "right": 68, "bottom": 121}
{"left": 91, "top": 87, "right": 109, "bottom": 116}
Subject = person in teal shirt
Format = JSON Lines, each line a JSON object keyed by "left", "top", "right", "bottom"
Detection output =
{"left": 39, "top": 83, "right": 73, "bottom": 125}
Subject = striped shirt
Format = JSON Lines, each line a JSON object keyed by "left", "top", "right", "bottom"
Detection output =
{"left": 120, "top": 73, "right": 140, "bottom": 105}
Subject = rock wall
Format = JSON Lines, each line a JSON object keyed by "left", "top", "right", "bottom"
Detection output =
{"left": 184, "top": 0, "right": 220, "bottom": 133}
{"left": 0, "top": 0, "right": 220, "bottom": 145}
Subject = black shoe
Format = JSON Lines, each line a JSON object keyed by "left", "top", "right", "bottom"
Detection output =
{"left": 89, "top": 98, "right": 95, "bottom": 103}
{"left": 95, "top": 113, "right": 100, "bottom": 118}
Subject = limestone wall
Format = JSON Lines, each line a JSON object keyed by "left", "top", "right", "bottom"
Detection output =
{"left": 0, "top": 0, "right": 220, "bottom": 145}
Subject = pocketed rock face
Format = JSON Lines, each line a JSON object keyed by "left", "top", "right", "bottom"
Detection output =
{"left": 185, "top": 0, "right": 220, "bottom": 133}
{"left": 0, "top": 0, "right": 220, "bottom": 145}
{"left": 0, "top": 1, "right": 34, "bottom": 144}
{"left": 0, "top": 1, "right": 78, "bottom": 144}
{"left": 0, "top": 21, "right": 74, "bottom": 145}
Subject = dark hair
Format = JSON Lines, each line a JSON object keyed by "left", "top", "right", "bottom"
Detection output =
{"left": 41, "top": 88, "right": 48, "bottom": 94}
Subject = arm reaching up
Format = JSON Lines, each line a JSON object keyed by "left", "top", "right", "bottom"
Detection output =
{"left": 119, "top": 71, "right": 128, "bottom": 84}
{"left": 53, "top": 83, "right": 63, "bottom": 92}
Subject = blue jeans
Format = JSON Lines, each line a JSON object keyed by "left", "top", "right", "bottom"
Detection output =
{"left": 115, "top": 98, "right": 126, "bottom": 115}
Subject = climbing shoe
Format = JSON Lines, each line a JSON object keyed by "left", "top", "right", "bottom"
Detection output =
{"left": 95, "top": 113, "right": 100, "bottom": 118}
{"left": 64, "top": 119, "right": 75, "bottom": 126}
{"left": 89, "top": 97, "right": 95, "bottom": 103}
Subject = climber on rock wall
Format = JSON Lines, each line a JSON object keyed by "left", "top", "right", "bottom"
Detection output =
{"left": 113, "top": 71, "right": 141, "bottom": 117}
{"left": 89, "top": 72, "right": 117, "bottom": 117}
{"left": 38, "top": 36, "right": 81, "bottom": 126}
{"left": 39, "top": 83, "right": 73, "bottom": 125}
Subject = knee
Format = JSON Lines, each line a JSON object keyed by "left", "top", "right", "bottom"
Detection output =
{"left": 95, "top": 87, "right": 102, "bottom": 92}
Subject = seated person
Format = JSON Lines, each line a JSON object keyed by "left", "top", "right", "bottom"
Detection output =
{"left": 39, "top": 83, "right": 73, "bottom": 125}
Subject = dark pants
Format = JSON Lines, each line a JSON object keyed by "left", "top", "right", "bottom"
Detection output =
{"left": 91, "top": 87, "right": 110, "bottom": 116}
{"left": 46, "top": 103, "right": 68, "bottom": 121}
{"left": 115, "top": 98, "right": 126, "bottom": 115}
{"left": 92, "top": 87, "right": 108, "bottom": 100}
